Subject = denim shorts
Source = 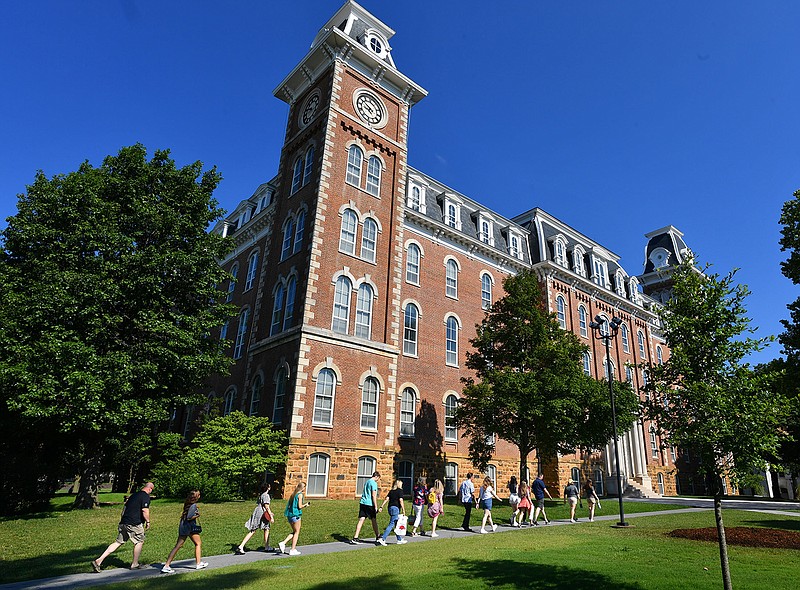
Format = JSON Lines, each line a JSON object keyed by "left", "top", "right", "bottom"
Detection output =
{"left": 479, "top": 498, "right": 493, "bottom": 510}
{"left": 287, "top": 516, "right": 301, "bottom": 524}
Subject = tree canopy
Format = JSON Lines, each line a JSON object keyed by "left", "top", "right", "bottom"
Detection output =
{"left": 455, "top": 270, "right": 639, "bottom": 478}
{"left": 0, "top": 144, "right": 234, "bottom": 511}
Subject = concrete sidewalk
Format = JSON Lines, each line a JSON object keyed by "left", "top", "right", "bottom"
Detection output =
{"left": 0, "top": 508, "right": 712, "bottom": 590}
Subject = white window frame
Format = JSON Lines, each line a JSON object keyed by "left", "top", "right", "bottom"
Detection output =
{"left": 481, "top": 273, "right": 492, "bottom": 310}
{"left": 273, "top": 368, "right": 286, "bottom": 424}
{"left": 615, "top": 270, "right": 627, "bottom": 297}
{"left": 360, "top": 377, "right": 379, "bottom": 430}
{"left": 592, "top": 256, "right": 609, "bottom": 288}
{"left": 553, "top": 236, "right": 567, "bottom": 267}
{"left": 445, "top": 258, "right": 459, "bottom": 299}
{"left": 657, "top": 346, "right": 664, "bottom": 365}
{"left": 303, "top": 146, "right": 315, "bottom": 187}
{"left": 508, "top": 231, "right": 522, "bottom": 259}
{"left": 339, "top": 209, "right": 358, "bottom": 255}
{"left": 249, "top": 374, "right": 262, "bottom": 416}
{"left": 579, "top": 305, "right": 588, "bottom": 338}
{"left": 227, "top": 264, "right": 238, "bottom": 302}
{"left": 403, "top": 303, "right": 419, "bottom": 356}
{"left": 583, "top": 352, "right": 591, "bottom": 375}
{"left": 293, "top": 210, "right": 306, "bottom": 254}
{"left": 621, "top": 323, "right": 630, "bottom": 353}
{"left": 312, "top": 368, "right": 336, "bottom": 426}
{"left": 270, "top": 283, "right": 285, "bottom": 336}
{"left": 291, "top": 156, "right": 303, "bottom": 195}
{"left": 573, "top": 246, "right": 586, "bottom": 276}
{"left": 234, "top": 309, "right": 249, "bottom": 359}
{"left": 406, "top": 243, "right": 421, "bottom": 285}
{"left": 332, "top": 276, "right": 352, "bottom": 334}
{"left": 650, "top": 428, "right": 659, "bottom": 458}
{"left": 444, "top": 394, "right": 458, "bottom": 441}
{"left": 445, "top": 462, "right": 458, "bottom": 496}
{"left": 283, "top": 276, "right": 297, "bottom": 330}
{"left": 400, "top": 387, "right": 416, "bottom": 437}
{"left": 354, "top": 283, "right": 373, "bottom": 340}
{"left": 356, "top": 456, "right": 376, "bottom": 496}
{"left": 594, "top": 469, "right": 604, "bottom": 495}
{"left": 478, "top": 214, "right": 494, "bottom": 245}
{"left": 245, "top": 251, "right": 259, "bottom": 291}
{"left": 281, "top": 218, "right": 294, "bottom": 261}
{"left": 360, "top": 217, "right": 378, "bottom": 263}
{"left": 556, "top": 295, "right": 567, "bottom": 329}
{"left": 445, "top": 315, "right": 459, "bottom": 366}
{"left": 346, "top": 145, "right": 363, "bottom": 187}
{"left": 307, "top": 453, "right": 330, "bottom": 497}
{"left": 638, "top": 330, "right": 647, "bottom": 359}
{"left": 365, "top": 155, "right": 381, "bottom": 197}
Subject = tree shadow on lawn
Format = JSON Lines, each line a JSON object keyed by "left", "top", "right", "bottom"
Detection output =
{"left": 301, "top": 574, "right": 405, "bottom": 590}
{"left": 741, "top": 518, "right": 800, "bottom": 532}
{"left": 451, "top": 558, "right": 645, "bottom": 590}
{"left": 0, "top": 545, "right": 142, "bottom": 585}
{"left": 105, "top": 569, "right": 268, "bottom": 590}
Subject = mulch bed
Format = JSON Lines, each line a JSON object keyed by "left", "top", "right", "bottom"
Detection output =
{"left": 669, "top": 527, "right": 800, "bottom": 550}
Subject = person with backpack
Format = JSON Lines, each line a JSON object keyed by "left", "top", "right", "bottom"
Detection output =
{"left": 426, "top": 479, "right": 444, "bottom": 537}
{"left": 507, "top": 476, "right": 521, "bottom": 526}
{"left": 563, "top": 478, "right": 580, "bottom": 522}
{"left": 411, "top": 476, "right": 429, "bottom": 536}
{"left": 478, "top": 476, "right": 502, "bottom": 533}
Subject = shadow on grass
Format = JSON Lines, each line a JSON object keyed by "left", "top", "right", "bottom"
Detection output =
{"left": 301, "top": 574, "right": 405, "bottom": 590}
{"left": 104, "top": 569, "right": 269, "bottom": 590}
{"left": 451, "top": 558, "right": 645, "bottom": 590}
{"left": 743, "top": 519, "right": 800, "bottom": 532}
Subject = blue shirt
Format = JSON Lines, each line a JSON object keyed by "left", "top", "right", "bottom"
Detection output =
{"left": 459, "top": 479, "right": 475, "bottom": 503}
{"left": 360, "top": 478, "right": 378, "bottom": 506}
{"left": 532, "top": 478, "right": 547, "bottom": 500}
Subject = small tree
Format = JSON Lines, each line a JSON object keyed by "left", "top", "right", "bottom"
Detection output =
{"left": 642, "top": 257, "right": 786, "bottom": 590}
{"left": 456, "top": 270, "right": 639, "bottom": 478}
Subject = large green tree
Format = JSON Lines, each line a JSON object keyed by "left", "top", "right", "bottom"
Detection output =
{"left": 642, "top": 257, "right": 786, "bottom": 590}
{"left": 0, "top": 144, "right": 234, "bottom": 511}
{"left": 455, "top": 270, "right": 639, "bottom": 479}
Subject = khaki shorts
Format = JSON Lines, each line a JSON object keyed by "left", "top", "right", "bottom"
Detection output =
{"left": 116, "top": 524, "right": 146, "bottom": 545}
{"left": 567, "top": 497, "right": 578, "bottom": 506}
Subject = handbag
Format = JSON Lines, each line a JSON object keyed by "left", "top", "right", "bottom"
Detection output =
{"left": 190, "top": 522, "right": 202, "bottom": 535}
{"left": 394, "top": 514, "right": 408, "bottom": 536}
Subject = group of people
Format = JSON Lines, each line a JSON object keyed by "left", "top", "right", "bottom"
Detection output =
{"left": 90, "top": 471, "right": 604, "bottom": 573}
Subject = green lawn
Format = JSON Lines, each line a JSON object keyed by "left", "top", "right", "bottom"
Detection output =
{"left": 0, "top": 493, "right": 676, "bottom": 584}
{"left": 97, "top": 509, "right": 799, "bottom": 590}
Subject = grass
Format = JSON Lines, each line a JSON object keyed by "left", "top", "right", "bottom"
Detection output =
{"left": 97, "top": 509, "right": 800, "bottom": 590}
{"left": 0, "top": 493, "right": 676, "bottom": 584}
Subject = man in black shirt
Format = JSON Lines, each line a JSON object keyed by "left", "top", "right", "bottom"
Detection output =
{"left": 91, "top": 482, "right": 154, "bottom": 572}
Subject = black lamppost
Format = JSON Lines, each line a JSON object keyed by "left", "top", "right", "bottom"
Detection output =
{"left": 589, "top": 314, "right": 629, "bottom": 527}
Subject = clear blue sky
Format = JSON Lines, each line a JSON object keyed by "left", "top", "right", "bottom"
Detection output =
{"left": 2, "top": 1, "right": 798, "bottom": 365}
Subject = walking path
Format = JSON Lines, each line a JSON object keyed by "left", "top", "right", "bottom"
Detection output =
{"left": 0, "top": 508, "right": 711, "bottom": 590}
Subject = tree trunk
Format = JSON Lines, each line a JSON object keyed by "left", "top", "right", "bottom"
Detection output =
{"left": 73, "top": 456, "right": 102, "bottom": 509}
{"left": 519, "top": 448, "right": 529, "bottom": 483}
{"left": 714, "top": 493, "right": 733, "bottom": 590}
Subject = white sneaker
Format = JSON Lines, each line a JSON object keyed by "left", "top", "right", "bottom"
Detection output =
{"left": 278, "top": 541, "right": 287, "bottom": 554}
{"left": 480, "top": 528, "right": 488, "bottom": 534}
{"left": 288, "top": 549, "right": 301, "bottom": 556}
{"left": 161, "top": 566, "right": 174, "bottom": 574}
{"left": 588, "top": 518, "right": 594, "bottom": 522}
{"left": 491, "top": 524, "right": 498, "bottom": 532}
{"left": 570, "top": 519, "right": 576, "bottom": 523}
{"left": 376, "top": 538, "right": 387, "bottom": 546}
{"left": 430, "top": 532, "right": 439, "bottom": 537}
{"left": 397, "top": 538, "right": 408, "bottom": 544}
{"left": 196, "top": 562, "right": 208, "bottom": 570}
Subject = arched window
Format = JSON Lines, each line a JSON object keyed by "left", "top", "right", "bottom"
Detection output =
{"left": 339, "top": 209, "right": 358, "bottom": 255}
{"left": 621, "top": 323, "right": 630, "bottom": 353}
{"left": 446, "top": 203, "right": 458, "bottom": 228}
{"left": 332, "top": 276, "right": 352, "bottom": 334}
{"left": 227, "top": 263, "right": 238, "bottom": 302}
{"left": 650, "top": 427, "right": 659, "bottom": 458}
{"left": 360, "top": 376, "right": 379, "bottom": 430}
{"left": 355, "top": 283, "right": 373, "bottom": 339}
{"left": 249, "top": 374, "right": 262, "bottom": 416}
{"left": 578, "top": 305, "right": 588, "bottom": 337}
{"left": 446, "top": 316, "right": 459, "bottom": 366}
{"left": 409, "top": 186, "right": 421, "bottom": 211}
{"left": 365, "top": 155, "right": 381, "bottom": 196}
{"left": 356, "top": 456, "right": 376, "bottom": 495}
{"left": 625, "top": 365, "right": 633, "bottom": 383}
{"left": 293, "top": 210, "right": 306, "bottom": 254}
{"left": 571, "top": 467, "right": 581, "bottom": 485}
{"left": 307, "top": 453, "right": 329, "bottom": 496}
{"left": 223, "top": 387, "right": 236, "bottom": 416}
{"left": 291, "top": 156, "right": 303, "bottom": 194}
{"left": 509, "top": 234, "right": 521, "bottom": 258}
{"left": 594, "top": 469, "right": 604, "bottom": 495}
{"left": 445, "top": 462, "right": 458, "bottom": 496}
{"left": 479, "top": 219, "right": 491, "bottom": 243}
{"left": 657, "top": 346, "right": 664, "bottom": 365}
{"left": 605, "top": 358, "right": 615, "bottom": 381}
{"left": 481, "top": 273, "right": 492, "bottom": 310}
{"left": 556, "top": 296, "right": 567, "bottom": 329}
{"left": 346, "top": 145, "right": 363, "bottom": 186}
{"left": 657, "top": 472, "right": 665, "bottom": 495}
{"left": 220, "top": 320, "right": 228, "bottom": 341}
{"left": 445, "top": 259, "right": 458, "bottom": 298}
{"left": 638, "top": 330, "right": 647, "bottom": 359}
{"left": 400, "top": 387, "right": 416, "bottom": 437}
{"left": 487, "top": 465, "right": 497, "bottom": 489}
{"left": 303, "top": 146, "right": 315, "bottom": 186}
{"left": 582, "top": 352, "right": 591, "bottom": 375}
{"left": 406, "top": 244, "right": 420, "bottom": 284}
{"left": 398, "top": 461, "right": 414, "bottom": 495}
{"left": 283, "top": 276, "right": 297, "bottom": 330}
{"left": 281, "top": 217, "right": 294, "bottom": 260}
{"left": 234, "top": 309, "right": 249, "bottom": 359}
{"left": 270, "top": 283, "right": 285, "bottom": 336}
{"left": 403, "top": 303, "right": 418, "bottom": 356}
{"left": 444, "top": 394, "right": 458, "bottom": 441}
{"left": 313, "top": 368, "right": 336, "bottom": 426}
{"left": 360, "top": 217, "right": 378, "bottom": 262}
{"left": 554, "top": 239, "right": 566, "bottom": 266}
{"left": 273, "top": 367, "right": 286, "bottom": 424}
{"left": 245, "top": 251, "right": 259, "bottom": 291}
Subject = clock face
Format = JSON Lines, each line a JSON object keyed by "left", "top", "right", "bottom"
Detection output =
{"left": 299, "top": 91, "right": 321, "bottom": 128}
{"left": 355, "top": 93, "right": 385, "bottom": 126}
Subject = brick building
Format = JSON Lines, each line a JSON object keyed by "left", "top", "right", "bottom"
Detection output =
{"left": 193, "top": 1, "right": 699, "bottom": 499}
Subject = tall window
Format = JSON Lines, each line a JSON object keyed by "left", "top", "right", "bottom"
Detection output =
{"left": 657, "top": 346, "right": 663, "bottom": 365}
{"left": 582, "top": 352, "right": 591, "bottom": 375}
{"left": 579, "top": 305, "right": 588, "bottom": 337}
{"left": 571, "top": 467, "right": 581, "bottom": 485}
{"left": 403, "top": 303, "right": 418, "bottom": 355}
{"left": 481, "top": 273, "right": 492, "bottom": 310}
{"left": 365, "top": 155, "right": 381, "bottom": 196}
{"left": 446, "top": 203, "right": 458, "bottom": 228}
{"left": 409, "top": 186, "right": 421, "bottom": 211}
{"left": 621, "top": 323, "right": 630, "bottom": 353}
{"left": 346, "top": 145, "right": 363, "bottom": 186}
{"left": 273, "top": 368, "right": 286, "bottom": 424}
{"left": 313, "top": 368, "right": 336, "bottom": 426}
{"left": 657, "top": 472, "right": 665, "bottom": 495}
{"left": 227, "top": 264, "right": 238, "bottom": 302}
{"left": 406, "top": 244, "right": 420, "bottom": 284}
{"left": 249, "top": 374, "right": 262, "bottom": 416}
{"left": 445, "top": 259, "right": 458, "bottom": 298}
{"left": 446, "top": 316, "right": 459, "bottom": 366}
{"left": 339, "top": 209, "right": 357, "bottom": 255}
{"left": 245, "top": 251, "right": 259, "bottom": 291}
{"left": 355, "top": 283, "right": 373, "bottom": 339}
{"left": 400, "top": 388, "right": 416, "bottom": 437}
{"left": 360, "top": 377, "right": 379, "bottom": 430}
{"left": 220, "top": 321, "right": 228, "bottom": 341}
{"left": 357, "top": 456, "right": 376, "bottom": 496}
{"left": 594, "top": 469, "right": 604, "bottom": 495}
{"left": 573, "top": 246, "right": 586, "bottom": 276}
{"left": 234, "top": 309, "right": 249, "bottom": 359}
{"left": 303, "top": 146, "right": 315, "bottom": 186}
{"left": 556, "top": 296, "right": 566, "bottom": 329}
{"left": 270, "top": 284, "right": 285, "bottom": 336}
{"left": 283, "top": 277, "right": 297, "bottom": 330}
{"left": 360, "top": 218, "right": 377, "bottom": 263}
{"left": 281, "top": 218, "right": 294, "bottom": 260}
{"left": 445, "top": 462, "right": 458, "bottom": 496}
{"left": 509, "top": 234, "right": 521, "bottom": 258}
{"left": 291, "top": 157, "right": 303, "bottom": 194}
{"left": 605, "top": 358, "right": 615, "bottom": 381}
{"left": 593, "top": 257, "right": 608, "bottom": 288}
{"left": 445, "top": 394, "right": 458, "bottom": 441}
{"left": 650, "top": 428, "right": 658, "bottom": 458}
{"left": 332, "top": 276, "right": 352, "bottom": 334}
{"left": 487, "top": 465, "right": 497, "bottom": 489}
{"left": 479, "top": 219, "right": 491, "bottom": 243}
{"left": 223, "top": 387, "right": 236, "bottom": 416}
{"left": 398, "top": 461, "right": 414, "bottom": 495}
{"left": 638, "top": 330, "right": 646, "bottom": 359}
{"left": 307, "top": 453, "right": 329, "bottom": 496}
{"left": 293, "top": 210, "right": 305, "bottom": 254}
{"left": 554, "top": 239, "right": 566, "bottom": 266}
{"left": 625, "top": 365, "right": 633, "bottom": 383}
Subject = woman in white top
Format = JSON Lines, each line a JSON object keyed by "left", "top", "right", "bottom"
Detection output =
{"left": 478, "top": 476, "right": 502, "bottom": 533}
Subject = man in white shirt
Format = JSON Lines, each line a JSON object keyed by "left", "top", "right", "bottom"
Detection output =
{"left": 459, "top": 473, "right": 478, "bottom": 531}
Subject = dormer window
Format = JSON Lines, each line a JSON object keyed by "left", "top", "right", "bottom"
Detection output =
{"left": 369, "top": 37, "right": 383, "bottom": 54}
{"left": 615, "top": 270, "right": 627, "bottom": 297}
{"left": 629, "top": 277, "right": 641, "bottom": 305}
{"left": 442, "top": 195, "right": 462, "bottom": 230}
{"left": 592, "top": 256, "right": 609, "bottom": 288}
{"left": 573, "top": 245, "right": 586, "bottom": 276}
{"left": 550, "top": 235, "right": 567, "bottom": 267}
{"left": 407, "top": 178, "right": 427, "bottom": 214}
{"left": 507, "top": 230, "right": 523, "bottom": 259}
{"left": 364, "top": 29, "right": 390, "bottom": 60}
{"left": 477, "top": 213, "right": 495, "bottom": 246}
